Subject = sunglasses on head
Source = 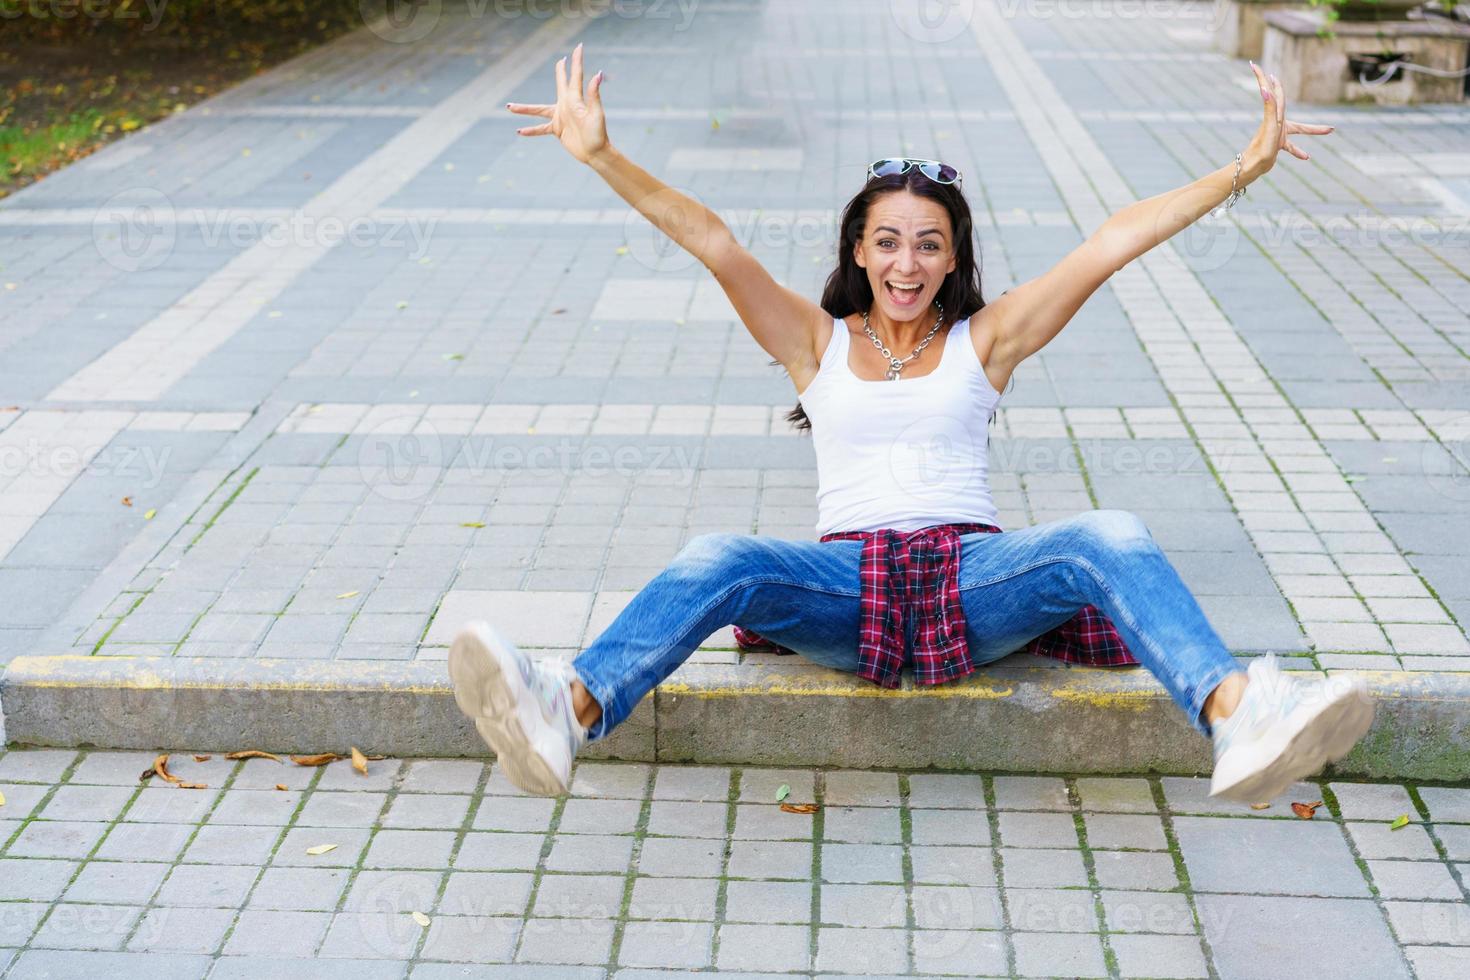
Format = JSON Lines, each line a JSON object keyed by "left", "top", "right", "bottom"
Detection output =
{"left": 866, "top": 157, "right": 963, "bottom": 187}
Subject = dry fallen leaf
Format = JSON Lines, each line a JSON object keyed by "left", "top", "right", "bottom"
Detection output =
{"left": 121, "top": 496, "right": 133, "bottom": 507}
{"left": 292, "top": 753, "right": 342, "bottom": 767}
{"left": 1291, "top": 800, "right": 1324, "bottom": 820}
{"left": 336, "top": 591, "right": 360, "bottom": 600}
{"left": 177, "top": 781, "right": 208, "bottom": 790}
{"left": 143, "top": 508, "right": 156, "bottom": 520}
{"left": 1390, "top": 814, "right": 1410, "bottom": 830}
{"left": 411, "top": 911, "right": 431, "bottom": 927}
{"left": 351, "top": 747, "right": 368, "bottom": 775}
{"left": 779, "top": 803, "right": 819, "bottom": 814}
{"left": 152, "top": 754, "right": 180, "bottom": 784}
{"left": 226, "top": 750, "right": 283, "bottom": 763}
{"left": 305, "top": 843, "right": 338, "bottom": 856}
{"left": 193, "top": 754, "right": 211, "bottom": 762}
{"left": 275, "top": 784, "right": 288, "bottom": 791}
{"left": 1249, "top": 802, "right": 1271, "bottom": 810}
{"left": 0, "top": 790, "right": 6, "bottom": 807}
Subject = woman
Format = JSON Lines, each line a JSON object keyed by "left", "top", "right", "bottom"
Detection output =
{"left": 449, "top": 44, "right": 1374, "bottom": 801}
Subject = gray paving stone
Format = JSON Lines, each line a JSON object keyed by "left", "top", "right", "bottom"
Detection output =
{"left": 912, "top": 928, "right": 1009, "bottom": 976}
{"left": 63, "top": 861, "right": 168, "bottom": 905}
{"left": 823, "top": 805, "right": 901, "bottom": 844}
{"left": 5, "top": 950, "right": 212, "bottom": 980}
{"left": 635, "top": 836, "right": 723, "bottom": 878}
{"left": 1012, "top": 929, "right": 1108, "bottom": 978}
{"left": 1201, "top": 894, "right": 1411, "bottom": 979}
{"left": 1101, "top": 889, "right": 1198, "bottom": 935}
{"left": 183, "top": 824, "right": 280, "bottom": 865}
{"left": 318, "top": 910, "right": 426, "bottom": 960}
{"left": 993, "top": 776, "right": 1072, "bottom": 811}
{"left": 911, "top": 844, "right": 996, "bottom": 887}
{"left": 714, "top": 922, "right": 810, "bottom": 972}
{"left": 998, "top": 811, "right": 1079, "bottom": 849}
{"left": 1000, "top": 847, "right": 1089, "bottom": 888}
{"left": 645, "top": 799, "right": 726, "bottom": 839}
{"left": 0, "top": 750, "right": 77, "bottom": 784}
{"left": 0, "top": 858, "right": 77, "bottom": 901}
{"left": 731, "top": 802, "right": 814, "bottom": 841}
{"left": 437, "top": 871, "right": 533, "bottom": 918}
{"left": 418, "top": 914, "right": 519, "bottom": 962}
{"left": 1110, "top": 932, "right": 1210, "bottom": 978}
{"left": 515, "top": 917, "right": 615, "bottom": 965}
{"left": 909, "top": 807, "right": 991, "bottom": 846}
{"left": 815, "top": 925, "right": 908, "bottom": 974}
{"left": 248, "top": 867, "right": 350, "bottom": 911}
{"left": 618, "top": 920, "right": 714, "bottom": 969}
{"left": 1330, "top": 782, "right": 1420, "bottom": 822}
{"left": 222, "top": 909, "right": 332, "bottom": 956}
{"left": 381, "top": 793, "right": 471, "bottom": 830}
{"left": 1367, "top": 859, "right": 1462, "bottom": 900}
{"left": 1175, "top": 815, "right": 1369, "bottom": 897}
{"left": 1074, "top": 777, "right": 1157, "bottom": 813}
{"left": 820, "top": 883, "right": 907, "bottom": 928}
{"left": 472, "top": 796, "right": 556, "bottom": 833}
{"left": 7, "top": 821, "right": 109, "bottom": 860}
{"left": 820, "top": 842, "right": 904, "bottom": 884}
{"left": 30, "top": 902, "right": 141, "bottom": 951}
{"left": 724, "top": 879, "right": 812, "bottom": 924}
{"left": 127, "top": 906, "right": 235, "bottom": 954}
{"left": 531, "top": 872, "right": 624, "bottom": 919}
{"left": 155, "top": 864, "right": 259, "bottom": 909}
{"left": 1418, "top": 787, "right": 1470, "bottom": 823}
{"left": 364, "top": 829, "right": 457, "bottom": 869}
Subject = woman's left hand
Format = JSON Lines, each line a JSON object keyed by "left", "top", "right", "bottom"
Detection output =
{"left": 1243, "top": 62, "right": 1334, "bottom": 179}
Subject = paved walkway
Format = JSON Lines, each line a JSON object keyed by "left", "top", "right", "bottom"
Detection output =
{"left": 2, "top": 1, "right": 1469, "bottom": 676}
{"left": 2, "top": 746, "right": 1469, "bottom": 978}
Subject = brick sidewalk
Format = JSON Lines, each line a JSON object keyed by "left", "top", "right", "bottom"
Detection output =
{"left": 2, "top": 746, "right": 1468, "bottom": 977}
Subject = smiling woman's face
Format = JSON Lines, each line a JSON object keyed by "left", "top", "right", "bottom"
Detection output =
{"left": 853, "top": 190, "right": 957, "bottom": 322}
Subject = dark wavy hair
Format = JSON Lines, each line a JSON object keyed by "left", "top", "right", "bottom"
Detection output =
{"left": 779, "top": 168, "right": 993, "bottom": 432}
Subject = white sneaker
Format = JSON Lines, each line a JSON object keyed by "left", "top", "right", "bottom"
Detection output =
{"left": 1209, "top": 654, "right": 1375, "bottom": 803}
{"left": 448, "top": 620, "right": 588, "bottom": 797}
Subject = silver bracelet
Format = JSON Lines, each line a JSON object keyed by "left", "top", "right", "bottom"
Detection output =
{"left": 1211, "top": 153, "right": 1247, "bottom": 218}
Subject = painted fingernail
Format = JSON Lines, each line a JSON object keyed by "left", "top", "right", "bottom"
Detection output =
{"left": 1264, "top": 90, "right": 1273, "bottom": 102}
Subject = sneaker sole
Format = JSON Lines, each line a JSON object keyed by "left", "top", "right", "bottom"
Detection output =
{"left": 1210, "top": 679, "right": 1375, "bottom": 803}
{"left": 448, "top": 622, "right": 569, "bottom": 797}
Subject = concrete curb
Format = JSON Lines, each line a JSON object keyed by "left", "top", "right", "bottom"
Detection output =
{"left": 3, "top": 655, "right": 1467, "bottom": 779}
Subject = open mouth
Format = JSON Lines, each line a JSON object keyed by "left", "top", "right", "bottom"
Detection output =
{"left": 885, "top": 281, "right": 922, "bottom": 306}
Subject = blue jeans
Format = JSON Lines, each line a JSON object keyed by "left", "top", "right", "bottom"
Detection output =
{"left": 573, "top": 510, "right": 1243, "bottom": 741}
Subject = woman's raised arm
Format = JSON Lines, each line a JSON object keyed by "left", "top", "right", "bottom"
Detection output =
{"left": 509, "top": 44, "right": 825, "bottom": 373}
{"left": 981, "top": 63, "right": 1333, "bottom": 379}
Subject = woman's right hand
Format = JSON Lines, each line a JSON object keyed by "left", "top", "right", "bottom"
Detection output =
{"left": 507, "top": 43, "right": 609, "bottom": 165}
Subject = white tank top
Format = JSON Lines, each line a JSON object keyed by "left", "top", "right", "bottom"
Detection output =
{"left": 797, "top": 315, "right": 1005, "bottom": 535}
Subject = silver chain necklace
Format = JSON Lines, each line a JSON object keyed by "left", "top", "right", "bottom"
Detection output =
{"left": 863, "top": 300, "right": 945, "bottom": 380}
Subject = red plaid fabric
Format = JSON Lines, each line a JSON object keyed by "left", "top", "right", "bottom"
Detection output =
{"left": 732, "top": 522, "right": 1139, "bottom": 688}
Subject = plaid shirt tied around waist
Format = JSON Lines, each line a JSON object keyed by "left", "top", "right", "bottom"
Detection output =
{"left": 731, "top": 522, "right": 1139, "bottom": 689}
